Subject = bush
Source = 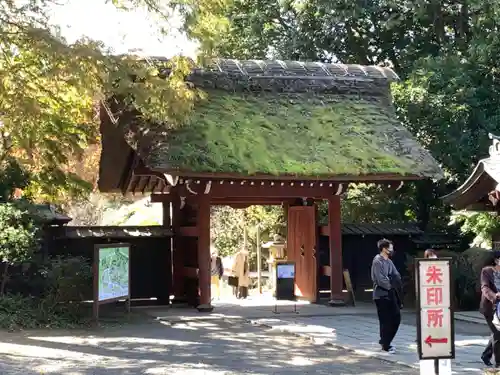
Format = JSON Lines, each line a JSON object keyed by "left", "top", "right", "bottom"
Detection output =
{"left": 0, "top": 294, "right": 39, "bottom": 330}
{"left": 454, "top": 247, "right": 495, "bottom": 310}
{"left": 0, "top": 293, "right": 91, "bottom": 331}
{"left": 0, "top": 201, "right": 41, "bottom": 295}
{"left": 462, "top": 247, "right": 494, "bottom": 277}
{"left": 43, "top": 256, "right": 92, "bottom": 303}
{"left": 0, "top": 256, "right": 93, "bottom": 330}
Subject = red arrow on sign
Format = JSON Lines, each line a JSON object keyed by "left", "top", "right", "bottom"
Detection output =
{"left": 425, "top": 335, "right": 448, "bottom": 347}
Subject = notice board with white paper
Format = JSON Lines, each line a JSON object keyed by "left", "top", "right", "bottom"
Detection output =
{"left": 416, "top": 258, "right": 455, "bottom": 360}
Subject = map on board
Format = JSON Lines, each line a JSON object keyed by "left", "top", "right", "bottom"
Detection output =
{"left": 98, "top": 246, "right": 130, "bottom": 302}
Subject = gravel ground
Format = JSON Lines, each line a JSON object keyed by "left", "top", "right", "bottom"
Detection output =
{"left": 0, "top": 317, "right": 419, "bottom": 375}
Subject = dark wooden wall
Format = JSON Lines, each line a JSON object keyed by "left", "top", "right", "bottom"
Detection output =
{"left": 49, "top": 234, "right": 172, "bottom": 306}
{"left": 318, "top": 233, "right": 417, "bottom": 298}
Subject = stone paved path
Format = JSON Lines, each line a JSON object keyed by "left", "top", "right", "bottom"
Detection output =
{"left": 0, "top": 318, "right": 419, "bottom": 374}
{"left": 252, "top": 315, "right": 488, "bottom": 374}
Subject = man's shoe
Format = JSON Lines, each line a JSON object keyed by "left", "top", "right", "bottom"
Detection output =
{"left": 481, "top": 354, "right": 493, "bottom": 366}
{"left": 382, "top": 346, "right": 396, "bottom": 354}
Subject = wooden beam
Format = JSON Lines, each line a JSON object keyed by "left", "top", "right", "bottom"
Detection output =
{"left": 197, "top": 196, "right": 212, "bottom": 311}
{"left": 173, "top": 180, "right": 341, "bottom": 198}
{"left": 179, "top": 226, "right": 198, "bottom": 237}
{"left": 151, "top": 170, "right": 424, "bottom": 182}
{"left": 141, "top": 175, "right": 151, "bottom": 195}
{"left": 211, "top": 197, "right": 296, "bottom": 205}
{"left": 151, "top": 194, "right": 297, "bottom": 205}
{"left": 184, "top": 266, "right": 198, "bottom": 279}
{"left": 171, "top": 197, "right": 185, "bottom": 301}
{"left": 328, "top": 196, "right": 343, "bottom": 303}
{"left": 319, "top": 225, "right": 328, "bottom": 237}
{"left": 322, "top": 265, "right": 332, "bottom": 277}
{"left": 151, "top": 178, "right": 161, "bottom": 194}
{"left": 120, "top": 151, "right": 136, "bottom": 196}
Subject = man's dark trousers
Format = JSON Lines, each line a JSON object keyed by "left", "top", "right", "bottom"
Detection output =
{"left": 375, "top": 295, "right": 401, "bottom": 350}
{"left": 482, "top": 312, "right": 500, "bottom": 364}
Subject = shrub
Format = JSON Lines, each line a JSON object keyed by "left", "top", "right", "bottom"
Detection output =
{"left": 42, "top": 256, "right": 92, "bottom": 303}
{"left": 0, "top": 201, "right": 41, "bottom": 295}
{"left": 0, "top": 294, "right": 40, "bottom": 330}
{"left": 0, "top": 256, "right": 93, "bottom": 330}
{"left": 462, "top": 247, "right": 494, "bottom": 278}
{"left": 0, "top": 293, "right": 92, "bottom": 331}
{"left": 454, "top": 247, "right": 495, "bottom": 310}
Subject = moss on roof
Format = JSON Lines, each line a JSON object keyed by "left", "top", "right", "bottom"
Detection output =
{"left": 134, "top": 91, "right": 442, "bottom": 178}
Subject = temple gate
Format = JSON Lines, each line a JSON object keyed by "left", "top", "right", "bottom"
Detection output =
{"left": 98, "top": 58, "right": 443, "bottom": 311}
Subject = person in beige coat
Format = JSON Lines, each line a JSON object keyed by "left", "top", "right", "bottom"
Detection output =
{"left": 232, "top": 248, "right": 250, "bottom": 299}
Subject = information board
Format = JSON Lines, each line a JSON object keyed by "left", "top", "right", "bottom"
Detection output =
{"left": 97, "top": 245, "right": 130, "bottom": 301}
{"left": 277, "top": 263, "right": 295, "bottom": 279}
{"left": 93, "top": 243, "right": 131, "bottom": 324}
{"left": 275, "top": 261, "right": 295, "bottom": 301}
{"left": 416, "top": 258, "right": 455, "bottom": 360}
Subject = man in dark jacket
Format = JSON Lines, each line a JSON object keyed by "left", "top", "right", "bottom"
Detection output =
{"left": 480, "top": 250, "right": 500, "bottom": 367}
{"left": 371, "top": 238, "right": 402, "bottom": 354}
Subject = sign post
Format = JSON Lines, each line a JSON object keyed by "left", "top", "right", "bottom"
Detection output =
{"left": 93, "top": 243, "right": 131, "bottom": 325}
{"left": 416, "top": 258, "right": 455, "bottom": 375}
{"left": 273, "top": 261, "right": 298, "bottom": 314}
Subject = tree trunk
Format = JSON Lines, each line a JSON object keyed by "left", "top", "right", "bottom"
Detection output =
{"left": 0, "top": 262, "right": 9, "bottom": 297}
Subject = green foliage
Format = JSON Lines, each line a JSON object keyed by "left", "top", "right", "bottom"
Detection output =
{"left": 451, "top": 247, "right": 495, "bottom": 310}
{"left": 211, "top": 205, "right": 284, "bottom": 267}
{"left": 172, "top": 0, "right": 500, "bottom": 231}
{"left": 450, "top": 211, "right": 500, "bottom": 248}
{"left": 454, "top": 254, "right": 478, "bottom": 310}
{"left": 0, "top": 201, "right": 39, "bottom": 265}
{"left": 0, "top": 294, "right": 42, "bottom": 330}
{"left": 339, "top": 183, "right": 416, "bottom": 224}
{"left": 0, "top": 293, "right": 90, "bottom": 331}
{"left": 0, "top": 1, "right": 198, "bottom": 201}
{"left": 43, "top": 256, "right": 93, "bottom": 303}
{"left": 0, "top": 256, "right": 93, "bottom": 330}
{"left": 161, "top": 92, "right": 439, "bottom": 176}
{"left": 461, "top": 247, "right": 494, "bottom": 278}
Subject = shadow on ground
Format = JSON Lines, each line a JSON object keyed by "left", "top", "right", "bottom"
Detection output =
{"left": 0, "top": 314, "right": 420, "bottom": 375}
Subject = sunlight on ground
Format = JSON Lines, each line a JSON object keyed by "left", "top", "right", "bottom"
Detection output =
{"left": 212, "top": 292, "right": 311, "bottom": 308}
{"left": 286, "top": 356, "right": 314, "bottom": 366}
{"left": 27, "top": 336, "right": 197, "bottom": 347}
{"left": 455, "top": 338, "right": 488, "bottom": 346}
{"left": 163, "top": 321, "right": 198, "bottom": 330}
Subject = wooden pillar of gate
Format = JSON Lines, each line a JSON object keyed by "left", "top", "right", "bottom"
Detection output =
{"left": 170, "top": 198, "right": 186, "bottom": 304}
{"left": 196, "top": 196, "right": 212, "bottom": 311}
{"left": 159, "top": 202, "right": 173, "bottom": 305}
{"left": 328, "top": 196, "right": 344, "bottom": 303}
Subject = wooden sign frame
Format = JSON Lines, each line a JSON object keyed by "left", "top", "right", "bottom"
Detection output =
{"left": 93, "top": 243, "right": 131, "bottom": 324}
{"left": 415, "top": 257, "right": 455, "bottom": 361}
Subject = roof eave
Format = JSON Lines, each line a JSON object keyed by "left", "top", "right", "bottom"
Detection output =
{"left": 148, "top": 169, "right": 434, "bottom": 182}
{"left": 442, "top": 160, "right": 488, "bottom": 207}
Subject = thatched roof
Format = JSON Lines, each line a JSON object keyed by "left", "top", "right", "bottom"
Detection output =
{"left": 442, "top": 133, "right": 500, "bottom": 211}
{"left": 105, "top": 59, "right": 443, "bottom": 181}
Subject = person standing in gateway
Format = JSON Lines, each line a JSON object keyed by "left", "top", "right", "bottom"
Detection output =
{"left": 371, "top": 238, "right": 403, "bottom": 354}
{"left": 210, "top": 247, "right": 224, "bottom": 301}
